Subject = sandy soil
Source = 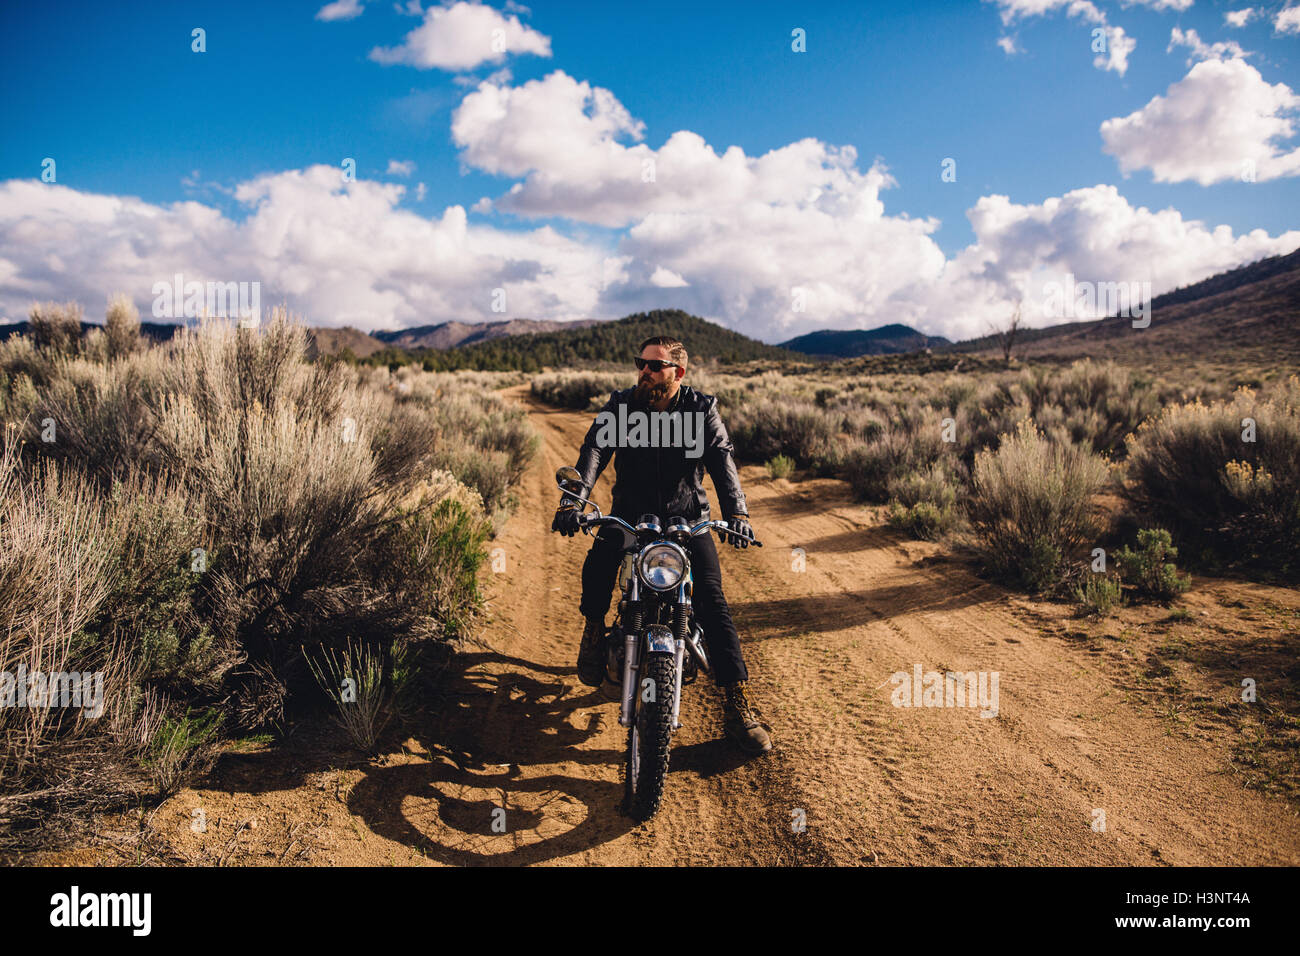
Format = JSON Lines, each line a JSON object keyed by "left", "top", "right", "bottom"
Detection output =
{"left": 31, "top": 384, "right": 1300, "bottom": 866}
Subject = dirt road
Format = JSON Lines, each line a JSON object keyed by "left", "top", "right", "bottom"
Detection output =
{"left": 58, "top": 383, "right": 1300, "bottom": 866}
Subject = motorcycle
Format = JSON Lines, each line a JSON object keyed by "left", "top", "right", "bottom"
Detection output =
{"left": 554, "top": 465, "right": 762, "bottom": 821}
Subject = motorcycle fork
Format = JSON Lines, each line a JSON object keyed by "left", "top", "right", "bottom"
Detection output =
{"left": 670, "top": 579, "right": 689, "bottom": 730}
{"left": 619, "top": 576, "right": 641, "bottom": 728}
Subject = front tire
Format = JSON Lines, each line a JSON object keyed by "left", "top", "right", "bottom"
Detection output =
{"left": 623, "top": 652, "right": 676, "bottom": 821}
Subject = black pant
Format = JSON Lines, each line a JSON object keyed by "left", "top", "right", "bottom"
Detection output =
{"left": 579, "top": 527, "right": 749, "bottom": 686}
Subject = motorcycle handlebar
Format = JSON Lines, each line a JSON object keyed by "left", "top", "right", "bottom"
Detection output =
{"left": 578, "top": 513, "right": 762, "bottom": 547}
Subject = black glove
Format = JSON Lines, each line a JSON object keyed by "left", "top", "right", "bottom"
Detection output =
{"left": 722, "top": 514, "right": 752, "bottom": 549}
{"left": 552, "top": 501, "right": 582, "bottom": 537}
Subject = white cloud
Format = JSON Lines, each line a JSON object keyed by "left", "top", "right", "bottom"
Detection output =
{"left": 1101, "top": 57, "right": 1300, "bottom": 184}
{"left": 1121, "top": 0, "right": 1193, "bottom": 10}
{"left": 0, "top": 169, "right": 610, "bottom": 329}
{"left": 987, "top": 0, "right": 1134, "bottom": 74}
{"left": 988, "top": 1, "right": 1104, "bottom": 28}
{"left": 1095, "top": 25, "right": 1135, "bottom": 75}
{"left": 451, "top": 71, "right": 905, "bottom": 230}
{"left": 370, "top": 1, "right": 551, "bottom": 71}
{"left": 1224, "top": 8, "right": 1256, "bottom": 28}
{"left": 4, "top": 170, "right": 1297, "bottom": 343}
{"left": 386, "top": 159, "right": 416, "bottom": 176}
{"left": 905, "top": 185, "right": 1300, "bottom": 340}
{"left": 649, "top": 266, "right": 688, "bottom": 288}
{"left": 440, "top": 73, "right": 1300, "bottom": 340}
{"left": 316, "top": 0, "right": 365, "bottom": 22}
{"left": 997, "top": 34, "right": 1021, "bottom": 54}
{"left": 1167, "top": 26, "right": 1249, "bottom": 65}
{"left": 416, "top": 182, "right": 428, "bottom": 200}
{"left": 1277, "top": 5, "right": 1300, "bottom": 34}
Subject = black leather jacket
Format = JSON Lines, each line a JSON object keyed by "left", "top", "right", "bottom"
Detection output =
{"left": 572, "top": 384, "right": 748, "bottom": 523}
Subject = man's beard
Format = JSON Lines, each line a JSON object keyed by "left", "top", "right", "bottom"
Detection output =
{"left": 635, "top": 379, "right": 671, "bottom": 405}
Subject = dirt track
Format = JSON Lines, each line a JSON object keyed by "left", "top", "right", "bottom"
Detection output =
{"left": 48, "top": 383, "right": 1300, "bottom": 866}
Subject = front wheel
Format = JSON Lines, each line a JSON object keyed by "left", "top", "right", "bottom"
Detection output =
{"left": 623, "top": 652, "right": 676, "bottom": 821}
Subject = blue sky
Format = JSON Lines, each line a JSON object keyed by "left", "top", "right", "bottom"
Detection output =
{"left": 2, "top": 0, "right": 1299, "bottom": 342}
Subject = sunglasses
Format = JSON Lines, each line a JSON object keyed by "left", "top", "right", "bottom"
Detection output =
{"left": 634, "top": 358, "right": 681, "bottom": 372}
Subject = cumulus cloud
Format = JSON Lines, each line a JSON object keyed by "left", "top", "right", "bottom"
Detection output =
{"left": 1100, "top": 57, "right": 1300, "bottom": 185}
{"left": 649, "top": 266, "right": 688, "bottom": 288}
{"left": 452, "top": 71, "right": 905, "bottom": 230}
{"left": 905, "top": 185, "right": 1300, "bottom": 339}
{"left": 997, "top": 35, "right": 1021, "bottom": 54}
{"left": 369, "top": 1, "right": 551, "bottom": 71}
{"left": 1095, "top": 25, "right": 1135, "bottom": 74}
{"left": 386, "top": 159, "right": 416, "bottom": 176}
{"left": 1121, "top": 0, "right": 1193, "bottom": 10}
{"left": 0, "top": 169, "right": 609, "bottom": 329}
{"left": 1224, "top": 8, "right": 1256, "bottom": 28}
{"left": 441, "top": 71, "right": 1300, "bottom": 341}
{"left": 4, "top": 169, "right": 1297, "bottom": 343}
{"left": 1277, "top": 5, "right": 1300, "bottom": 34}
{"left": 1167, "top": 26, "right": 1249, "bottom": 65}
{"left": 987, "top": 0, "right": 1134, "bottom": 74}
{"left": 316, "top": 0, "right": 365, "bottom": 21}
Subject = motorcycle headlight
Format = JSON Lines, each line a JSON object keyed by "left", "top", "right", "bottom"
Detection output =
{"left": 637, "top": 542, "right": 686, "bottom": 591}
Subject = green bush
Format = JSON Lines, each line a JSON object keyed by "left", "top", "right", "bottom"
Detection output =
{"left": 887, "top": 500, "right": 958, "bottom": 541}
{"left": 966, "top": 420, "right": 1110, "bottom": 592}
{"left": 884, "top": 461, "right": 962, "bottom": 540}
{"left": 1073, "top": 573, "right": 1122, "bottom": 616}
{"left": 765, "top": 454, "right": 795, "bottom": 479}
{"left": 1116, "top": 528, "right": 1191, "bottom": 601}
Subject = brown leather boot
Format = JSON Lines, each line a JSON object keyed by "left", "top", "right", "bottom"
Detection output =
{"left": 576, "top": 616, "right": 606, "bottom": 687}
{"left": 721, "top": 681, "right": 773, "bottom": 755}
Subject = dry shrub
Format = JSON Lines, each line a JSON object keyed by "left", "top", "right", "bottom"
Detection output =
{"left": 726, "top": 397, "right": 841, "bottom": 467}
{"left": 1124, "top": 377, "right": 1300, "bottom": 572}
{"left": 530, "top": 371, "right": 628, "bottom": 409}
{"left": 966, "top": 420, "right": 1110, "bottom": 592}
{"left": 1, "top": 308, "right": 538, "bottom": 849}
{"left": 27, "top": 301, "right": 84, "bottom": 355}
{"left": 104, "top": 293, "right": 142, "bottom": 359}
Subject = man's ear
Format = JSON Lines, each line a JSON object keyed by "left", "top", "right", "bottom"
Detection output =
{"left": 675, "top": 365, "right": 686, "bottom": 382}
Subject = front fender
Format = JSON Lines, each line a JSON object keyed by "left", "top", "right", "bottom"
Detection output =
{"left": 644, "top": 624, "right": 677, "bottom": 655}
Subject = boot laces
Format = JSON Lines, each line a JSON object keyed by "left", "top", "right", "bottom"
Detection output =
{"left": 727, "top": 682, "right": 761, "bottom": 722}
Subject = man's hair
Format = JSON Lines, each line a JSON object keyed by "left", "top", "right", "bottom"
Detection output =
{"left": 638, "top": 335, "right": 688, "bottom": 369}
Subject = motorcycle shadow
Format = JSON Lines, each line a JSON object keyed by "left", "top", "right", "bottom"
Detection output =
{"left": 347, "top": 649, "right": 640, "bottom": 865}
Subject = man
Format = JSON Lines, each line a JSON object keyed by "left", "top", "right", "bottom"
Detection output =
{"left": 551, "top": 335, "right": 773, "bottom": 755}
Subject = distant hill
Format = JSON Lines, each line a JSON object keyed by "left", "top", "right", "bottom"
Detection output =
{"left": 371, "top": 317, "right": 605, "bottom": 350}
{"left": 407, "top": 309, "right": 797, "bottom": 372}
{"left": 0, "top": 320, "right": 182, "bottom": 343}
{"left": 780, "top": 324, "right": 950, "bottom": 358}
{"left": 305, "top": 325, "right": 388, "bottom": 359}
{"left": 948, "top": 245, "right": 1300, "bottom": 366}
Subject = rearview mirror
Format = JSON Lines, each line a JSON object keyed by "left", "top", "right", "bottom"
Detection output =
{"left": 556, "top": 465, "right": 582, "bottom": 488}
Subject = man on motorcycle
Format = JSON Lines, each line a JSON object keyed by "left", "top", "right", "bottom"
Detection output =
{"left": 551, "top": 336, "right": 773, "bottom": 755}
